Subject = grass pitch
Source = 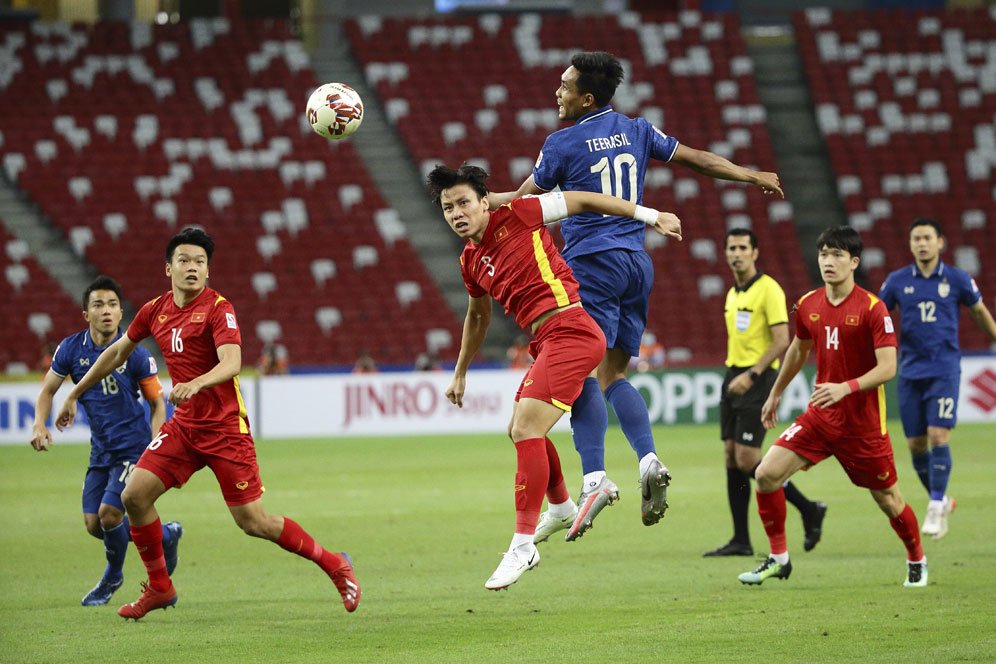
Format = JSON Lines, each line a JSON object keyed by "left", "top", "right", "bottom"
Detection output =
{"left": 1, "top": 423, "right": 994, "bottom": 663}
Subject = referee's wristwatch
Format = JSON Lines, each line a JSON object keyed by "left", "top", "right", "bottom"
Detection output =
{"left": 747, "top": 370, "right": 760, "bottom": 382}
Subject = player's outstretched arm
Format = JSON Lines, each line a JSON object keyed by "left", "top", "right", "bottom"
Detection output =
{"left": 670, "top": 144, "right": 783, "bottom": 198}
{"left": 31, "top": 370, "right": 65, "bottom": 451}
{"left": 447, "top": 295, "right": 492, "bottom": 408}
{"left": 56, "top": 335, "right": 137, "bottom": 430}
{"left": 969, "top": 300, "right": 996, "bottom": 344}
{"left": 488, "top": 175, "right": 544, "bottom": 210}
{"left": 169, "top": 343, "right": 241, "bottom": 406}
{"left": 761, "top": 336, "right": 812, "bottom": 429}
{"left": 558, "top": 191, "right": 682, "bottom": 240}
{"left": 811, "top": 346, "right": 897, "bottom": 408}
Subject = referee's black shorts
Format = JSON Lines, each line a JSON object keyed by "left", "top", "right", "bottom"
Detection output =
{"left": 719, "top": 366, "right": 777, "bottom": 448}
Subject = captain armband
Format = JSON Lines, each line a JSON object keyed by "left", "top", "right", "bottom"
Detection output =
{"left": 537, "top": 191, "right": 569, "bottom": 224}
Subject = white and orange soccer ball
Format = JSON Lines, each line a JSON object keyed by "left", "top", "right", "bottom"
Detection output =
{"left": 306, "top": 82, "right": 364, "bottom": 140}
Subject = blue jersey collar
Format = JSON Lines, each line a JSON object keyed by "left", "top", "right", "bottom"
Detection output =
{"left": 577, "top": 105, "right": 614, "bottom": 125}
{"left": 911, "top": 260, "right": 945, "bottom": 279}
{"left": 86, "top": 328, "right": 123, "bottom": 350}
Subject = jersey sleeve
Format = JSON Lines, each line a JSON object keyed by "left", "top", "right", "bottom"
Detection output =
{"left": 127, "top": 345, "right": 158, "bottom": 381}
{"left": 509, "top": 195, "right": 546, "bottom": 230}
{"left": 49, "top": 338, "right": 71, "bottom": 378}
{"left": 645, "top": 119, "right": 679, "bottom": 162}
{"left": 459, "top": 254, "right": 486, "bottom": 298}
{"left": 127, "top": 300, "right": 154, "bottom": 343}
{"left": 531, "top": 136, "right": 562, "bottom": 192}
{"left": 878, "top": 272, "right": 896, "bottom": 309}
{"left": 794, "top": 301, "right": 813, "bottom": 340}
{"left": 958, "top": 271, "right": 982, "bottom": 307}
{"left": 764, "top": 279, "right": 789, "bottom": 326}
{"left": 869, "top": 299, "right": 898, "bottom": 348}
{"left": 210, "top": 298, "right": 242, "bottom": 348}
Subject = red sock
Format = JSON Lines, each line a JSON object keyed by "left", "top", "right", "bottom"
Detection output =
{"left": 131, "top": 518, "right": 170, "bottom": 592}
{"left": 889, "top": 503, "right": 924, "bottom": 561}
{"left": 277, "top": 517, "right": 347, "bottom": 576}
{"left": 513, "top": 438, "right": 549, "bottom": 535}
{"left": 756, "top": 488, "right": 788, "bottom": 555}
{"left": 544, "top": 438, "right": 570, "bottom": 505}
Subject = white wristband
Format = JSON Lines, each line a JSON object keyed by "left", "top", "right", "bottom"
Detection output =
{"left": 633, "top": 205, "right": 659, "bottom": 225}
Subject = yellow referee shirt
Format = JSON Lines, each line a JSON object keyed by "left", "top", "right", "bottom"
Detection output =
{"left": 724, "top": 272, "right": 788, "bottom": 369}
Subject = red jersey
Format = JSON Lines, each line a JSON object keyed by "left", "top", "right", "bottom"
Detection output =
{"left": 460, "top": 197, "right": 581, "bottom": 330}
{"left": 795, "top": 284, "right": 897, "bottom": 436}
{"left": 128, "top": 287, "right": 249, "bottom": 434}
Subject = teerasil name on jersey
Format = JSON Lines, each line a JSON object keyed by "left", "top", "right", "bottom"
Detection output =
{"left": 584, "top": 133, "right": 631, "bottom": 153}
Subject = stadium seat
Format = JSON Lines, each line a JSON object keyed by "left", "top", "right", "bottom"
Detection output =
{"left": 315, "top": 306, "right": 343, "bottom": 334}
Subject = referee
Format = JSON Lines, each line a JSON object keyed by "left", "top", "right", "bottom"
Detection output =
{"left": 704, "top": 228, "right": 827, "bottom": 557}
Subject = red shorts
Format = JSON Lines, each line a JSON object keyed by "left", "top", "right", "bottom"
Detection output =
{"left": 515, "top": 307, "right": 606, "bottom": 411}
{"left": 773, "top": 409, "right": 898, "bottom": 490}
{"left": 136, "top": 418, "right": 264, "bottom": 506}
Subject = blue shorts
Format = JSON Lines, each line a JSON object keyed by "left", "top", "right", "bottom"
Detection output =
{"left": 82, "top": 450, "right": 142, "bottom": 514}
{"left": 897, "top": 374, "right": 961, "bottom": 438}
{"left": 568, "top": 249, "right": 653, "bottom": 358}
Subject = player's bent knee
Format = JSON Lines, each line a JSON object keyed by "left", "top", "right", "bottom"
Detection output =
{"left": 83, "top": 515, "right": 103, "bottom": 539}
{"left": 97, "top": 505, "right": 124, "bottom": 530}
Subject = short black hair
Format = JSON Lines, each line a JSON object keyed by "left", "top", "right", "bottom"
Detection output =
{"left": 909, "top": 217, "right": 944, "bottom": 238}
{"left": 166, "top": 226, "right": 214, "bottom": 263}
{"left": 571, "top": 51, "right": 624, "bottom": 107}
{"left": 816, "top": 225, "right": 863, "bottom": 258}
{"left": 725, "top": 228, "right": 757, "bottom": 249}
{"left": 426, "top": 164, "right": 490, "bottom": 207}
{"left": 82, "top": 275, "right": 123, "bottom": 310}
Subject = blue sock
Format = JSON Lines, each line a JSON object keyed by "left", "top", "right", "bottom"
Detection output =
{"left": 102, "top": 518, "right": 130, "bottom": 580}
{"left": 929, "top": 445, "right": 952, "bottom": 501}
{"left": 605, "top": 378, "right": 656, "bottom": 459}
{"left": 911, "top": 451, "right": 931, "bottom": 495}
{"left": 570, "top": 377, "right": 608, "bottom": 474}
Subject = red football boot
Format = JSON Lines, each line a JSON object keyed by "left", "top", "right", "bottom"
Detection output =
{"left": 117, "top": 581, "right": 178, "bottom": 620}
{"left": 330, "top": 553, "right": 361, "bottom": 613}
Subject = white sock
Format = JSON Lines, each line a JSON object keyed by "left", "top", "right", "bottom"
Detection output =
{"left": 582, "top": 471, "right": 606, "bottom": 492}
{"left": 548, "top": 498, "right": 576, "bottom": 518}
{"left": 639, "top": 452, "right": 660, "bottom": 478}
{"left": 771, "top": 552, "right": 790, "bottom": 565}
{"left": 510, "top": 533, "right": 533, "bottom": 551}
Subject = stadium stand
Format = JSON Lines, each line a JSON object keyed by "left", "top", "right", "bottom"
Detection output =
{"left": 0, "top": 225, "right": 81, "bottom": 373}
{"left": 0, "top": 18, "right": 460, "bottom": 368}
{"left": 345, "top": 10, "right": 810, "bottom": 365}
{"left": 795, "top": 6, "right": 996, "bottom": 350}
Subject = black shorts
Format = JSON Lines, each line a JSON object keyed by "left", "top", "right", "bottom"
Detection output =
{"left": 719, "top": 366, "right": 777, "bottom": 448}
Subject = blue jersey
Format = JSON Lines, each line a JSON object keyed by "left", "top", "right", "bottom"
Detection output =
{"left": 879, "top": 261, "right": 981, "bottom": 380}
{"left": 50, "top": 329, "right": 159, "bottom": 466}
{"left": 532, "top": 105, "right": 679, "bottom": 261}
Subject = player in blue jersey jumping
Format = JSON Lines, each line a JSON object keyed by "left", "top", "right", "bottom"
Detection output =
{"left": 491, "top": 51, "right": 783, "bottom": 540}
{"left": 879, "top": 218, "right": 996, "bottom": 540}
{"left": 31, "top": 275, "right": 183, "bottom": 606}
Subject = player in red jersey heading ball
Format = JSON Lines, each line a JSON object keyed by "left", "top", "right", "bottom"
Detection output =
{"left": 427, "top": 164, "right": 680, "bottom": 590}
{"left": 57, "top": 227, "right": 361, "bottom": 618}
{"left": 739, "top": 226, "right": 926, "bottom": 588}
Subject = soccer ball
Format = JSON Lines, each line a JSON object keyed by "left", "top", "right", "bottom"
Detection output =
{"left": 306, "top": 82, "right": 364, "bottom": 140}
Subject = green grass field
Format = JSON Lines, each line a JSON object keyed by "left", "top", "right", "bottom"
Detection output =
{"left": 1, "top": 423, "right": 994, "bottom": 663}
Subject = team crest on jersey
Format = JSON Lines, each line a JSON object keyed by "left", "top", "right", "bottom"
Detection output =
{"left": 809, "top": 313, "right": 820, "bottom": 322}
{"left": 495, "top": 226, "right": 509, "bottom": 242}
{"left": 845, "top": 314, "right": 859, "bottom": 326}
{"left": 191, "top": 312, "right": 205, "bottom": 323}
{"left": 903, "top": 286, "right": 915, "bottom": 294}
{"left": 938, "top": 280, "right": 950, "bottom": 298}
{"left": 79, "top": 357, "right": 90, "bottom": 366}
{"left": 158, "top": 314, "right": 168, "bottom": 323}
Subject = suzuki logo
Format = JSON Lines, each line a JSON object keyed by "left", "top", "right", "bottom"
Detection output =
{"left": 967, "top": 368, "right": 996, "bottom": 413}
